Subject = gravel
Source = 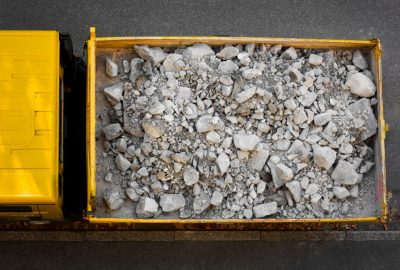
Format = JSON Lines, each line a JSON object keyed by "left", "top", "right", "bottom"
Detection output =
{"left": 96, "top": 43, "right": 379, "bottom": 220}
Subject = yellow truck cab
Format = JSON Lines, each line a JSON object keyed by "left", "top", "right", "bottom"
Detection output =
{"left": 0, "top": 31, "right": 64, "bottom": 220}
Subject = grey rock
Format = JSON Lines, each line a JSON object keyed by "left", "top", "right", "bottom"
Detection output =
{"left": 281, "top": 47, "right": 297, "bottom": 60}
{"left": 352, "top": 50, "right": 368, "bottom": 70}
{"left": 339, "top": 142, "right": 353, "bottom": 155}
{"left": 216, "top": 152, "right": 230, "bottom": 174}
{"left": 287, "top": 140, "right": 311, "bottom": 162}
{"left": 293, "top": 108, "right": 308, "bottom": 125}
{"left": 218, "top": 60, "right": 239, "bottom": 73}
{"left": 346, "top": 98, "right": 378, "bottom": 142}
{"left": 308, "top": 54, "right": 323, "bottom": 66}
{"left": 175, "top": 86, "right": 192, "bottom": 103}
{"left": 333, "top": 186, "right": 350, "bottom": 200}
{"left": 148, "top": 101, "right": 166, "bottom": 115}
{"left": 115, "top": 154, "right": 131, "bottom": 172}
{"left": 288, "top": 68, "right": 303, "bottom": 82}
{"left": 103, "top": 189, "right": 124, "bottom": 210}
{"left": 171, "top": 152, "right": 191, "bottom": 164}
{"left": 196, "top": 116, "right": 224, "bottom": 133}
{"left": 243, "top": 209, "right": 253, "bottom": 219}
{"left": 185, "top": 43, "right": 215, "bottom": 59}
{"left": 160, "top": 194, "right": 186, "bottom": 212}
{"left": 103, "top": 123, "right": 124, "bottom": 140}
{"left": 249, "top": 147, "right": 270, "bottom": 171}
{"left": 314, "top": 112, "right": 332, "bottom": 126}
{"left": 270, "top": 44, "right": 282, "bottom": 55}
{"left": 221, "top": 85, "right": 233, "bottom": 96}
{"left": 134, "top": 45, "right": 167, "bottom": 65}
{"left": 276, "top": 163, "right": 294, "bottom": 182}
{"left": 211, "top": 191, "right": 224, "bottom": 206}
{"left": 106, "top": 58, "right": 118, "bottom": 77}
{"left": 349, "top": 185, "right": 359, "bottom": 197}
{"left": 331, "top": 160, "right": 360, "bottom": 185}
{"left": 129, "top": 58, "right": 144, "bottom": 84}
{"left": 235, "top": 86, "right": 257, "bottom": 103}
{"left": 305, "top": 183, "right": 319, "bottom": 195}
{"left": 242, "top": 69, "right": 262, "bottom": 79}
{"left": 286, "top": 181, "right": 301, "bottom": 203}
{"left": 313, "top": 145, "right": 337, "bottom": 170}
{"left": 253, "top": 202, "right": 278, "bottom": 218}
{"left": 206, "top": 131, "right": 221, "bottom": 144}
{"left": 268, "top": 160, "right": 284, "bottom": 188}
{"left": 233, "top": 134, "right": 261, "bottom": 151}
{"left": 104, "top": 83, "right": 124, "bottom": 105}
{"left": 360, "top": 161, "right": 374, "bottom": 174}
{"left": 126, "top": 188, "right": 140, "bottom": 202}
{"left": 346, "top": 73, "right": 376, "bottom": 97}
{"left": 216, "top": 46, "right": 240, "bottom": 60}
{"left": 136, "top": 197, "right": 158, "bottom": 218}
{"left": 237, "top": 52, "right": 251, "bottom": 65}
{"left": 301, "top": 92, "right": 318, "bottom": 107}
{"left": 142, "top": 119, "right": 165, "bottom": 138}
{"left": 193, "top": 191, "right": 211, "bottom": 214}
{"left": 183, "top": 166, "right": 199, "bottom": 186}
{"left": 163, "top": 53, "right": 184, "bottom": 72}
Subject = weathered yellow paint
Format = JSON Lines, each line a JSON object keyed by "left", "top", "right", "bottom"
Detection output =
{"left": 86, "top": 27, "right": 387, "bottom": 224}
{"left": 0, "top": 31, "right": 62, "bottom": 219}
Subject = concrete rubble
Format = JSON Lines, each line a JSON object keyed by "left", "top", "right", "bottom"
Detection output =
{"left": 97, "top": 43, "right": 378, "bottom": 219}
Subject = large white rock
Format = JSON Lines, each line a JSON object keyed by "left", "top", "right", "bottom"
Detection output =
{"left": 293, "top": 108, "right": 308, "bottom": 125}
{"left": 185, "top": 43, "right": 215, "bottom": 59}
{"left": 313, "top": 145, "right": 337, "bottom": 170}
{"left": 103, "top": 123, "right": 124, "bottom": 140}
{"left": 235, "top": 86, "right": 257, "bottom": 103}
{"left": 281, "top": 47, "right": 297, "bottom": 60}
{"left": 103, "top": 189, "right": 124, "bottom": 210}
{"left": 308, "top": 54, "right": 323, "bottom": 66}
{"left": 210, "top": 191, "right": 224, "bottom": 206}
{"left": 333, "top": 186, "right": 350, "bottom": 200}
{"left": 163, "top": 53, "right": 184, "bottom": 72}
{"left": 216, "top": 46, "right": 240, "bottom": 60}
{"left": 241, "top": 69, "right": 262, "bottom": 79}
{"left": 216, "top": 152, "right": 230, "bottom": 174}
{"left": 104, "top": 83, "right": 124, "bottom": 105}
{"left": 196, "top": 116, "right": 224, "bottom": 133}
{"left": 160, "top": 194, "right": 186, "bottom": 212}
{"left": 286, "top": 180, "right": 301, "bottom": 202}
{"left": 314, "top": 112, "right": 332, "bottom": 126}
{"left": 331, "top": 160, "right": 360, "bottom": 185}
{"left": 136, "top": 197, "right": 158, "bottom": 218}
{"left": 249, "top": 148, "right": 270, "bottom": 171}
{"left": 345, "top": 73, "right": 376, "bottom": 97}
{"left": 142, "top": 119, "right": 164, "bottom": 138}
{"left": 183, "top": 166, "right": 199, "bottom": 186}
{"left": 253, "top": 202, "right": 278, "bottom": 218}
{"left": 105, "top": 58, "right": 118, "bottom": 77}
{"left": 276, "top": 163, "right": 294, "bottom": 182}
{"left": 115, "top": 154, "right": 131, "bottom": 172}
{"left": 134, "top": 45, "right": 167, "bottom": 65}
{"left": 346, "top": 98, "right": 378, "bottom": 142}
{"left": 301, "top": 92, "right": 318, "bottom": 107}
{"left": 352, "top": 50, "right": 368, "bottom": 70}
{"left": 233, "top": 134, "right": 261, "bottom": 151}
{"left": 218, "top": 60, "right": 239, "bottom": 73}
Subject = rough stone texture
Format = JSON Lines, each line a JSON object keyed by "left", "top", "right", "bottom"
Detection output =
{"left": 313, "top": 146, "right": 337, "bottom": 170}
{"left": 103, "top": 123, "right": 124, "bottom": 140}
{"left": 104, "top": 83, "right": 123, "bottom": 105}
{"left": 314, "top": 112, "right": 332, "bottom": 126}
{"left": 352, "top": 50, "right": 368, "bottom": 70}
{"left": 235, "top": 86, "right": 257, "bottom": 103}
{"left": 106, "top": 58, "right": 118, "bottom": 77}
{"left": 216, "top": 152, "right": 230, "bottom": 174}
{"left": 216, "top": 46, "right": 240, "bottom": 60}
{"left": 281, "top": 47, "right": 297, "bottom": 60}
{"left": 308, "top": 54, "right": 323, "bottom": 66}
{"left": 134, "top": 45, "right": 167, "bottom": 65}
{"left": 249, "top": 148, "right": 270, "bottom": 171}
{"left": 142, "top": 119, "right": 164, "bottom": 138}
{"left": 183, "top": 166, "right": 199, "bottom": 186}
{"left": 115, "top": 154, "right": 131, "bottom": 172}
{"left": 346, "top": 98, "right": 378, "bottom": 142}
{"left": 253, "top": 202, "right": 278, "bottom": 218}
{"left": 136, "top": 197, "right": 159, "bottom": 218}
{"left": 210, "top": 191, "right": 224, "bottom": 206}
{"left": 185, "top": 43, "right": 215, "bottom": 59}
{"left": 333, "top": 186, "right": 350, "bottom": 200}
{"left": 286, "top": 181, "right": 301, "bottom": 202}
{"left": 276, "top": 163, "right": 294, "bottom": 182}
{"left": 103, "top": 189, "right": 124, "bottom": 210}
{"left": 160, "top": 194, "right": 186, "bottom": 212}
{"left": 331, "top": 160, "right": 360, "bottom": 185}
{"left": 346, "top": 72, "right": 376, "bottom": 97}
{"left": 196, "top": 116, "right": 224, "bottom": 133}
{"left": 233, "top": 134, "right": 261, "bottom": 151}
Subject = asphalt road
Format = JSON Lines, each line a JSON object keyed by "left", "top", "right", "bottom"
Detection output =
{"left": 0, "top": 240, "right": 398, "bottom": 270}
{"left": 0, "top": 0, "right": 400, "bottom": 269}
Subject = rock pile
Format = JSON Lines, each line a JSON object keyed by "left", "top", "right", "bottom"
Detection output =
{"left": 98, "top": 43, "right": 378, "bottom": 219}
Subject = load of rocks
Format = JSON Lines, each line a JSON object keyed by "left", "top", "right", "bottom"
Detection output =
{"left": 98, "top": 43, "right": 378, "bottom": 219}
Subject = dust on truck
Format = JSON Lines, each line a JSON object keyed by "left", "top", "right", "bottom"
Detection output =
{"left": 0, "top": 31, "right": 65, "bottom": 220}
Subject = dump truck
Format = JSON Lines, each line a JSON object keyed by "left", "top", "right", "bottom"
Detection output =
{"left": 0, "top": 28, "right": 388, "bottom": 226}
